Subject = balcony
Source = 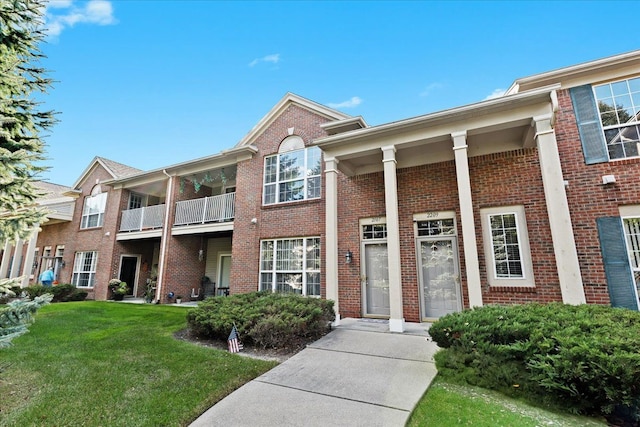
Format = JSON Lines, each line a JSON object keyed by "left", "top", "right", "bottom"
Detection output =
{"left": 174, "top": 192, "right": 235, "bottom": 227}
{"left": 119, "top": 204, "right": 166, "bottom": 232}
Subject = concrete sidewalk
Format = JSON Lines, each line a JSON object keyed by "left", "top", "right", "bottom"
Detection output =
{"left": 190, "top": 318, "right": 438, "bottom": 427}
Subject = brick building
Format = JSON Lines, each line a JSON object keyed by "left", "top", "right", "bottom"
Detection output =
{"left": 2, "top": 50, "right": 639, "bottom": 332}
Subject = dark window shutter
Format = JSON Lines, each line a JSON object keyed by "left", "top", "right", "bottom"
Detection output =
{"left": 569, "top": 85, "right": 608, "bottom": 164}
{"left": 596, "top": 217, "right": 639, "bottom": 311}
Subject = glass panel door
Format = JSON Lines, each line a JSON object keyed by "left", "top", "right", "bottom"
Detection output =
{"left": 419, "top": 238, "right": 461, "bottom": 318}
{"left": 364, "top": 243, "right": 390, "bottom": 316}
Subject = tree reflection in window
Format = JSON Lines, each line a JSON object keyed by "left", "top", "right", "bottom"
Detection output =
{"left": 594, "top": 77, "right": 640, "bottom": 160}
{"left": 263, "top": 146, "right": 322, "bottom": 204}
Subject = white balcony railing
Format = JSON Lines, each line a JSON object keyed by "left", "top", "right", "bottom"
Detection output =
{"left": 119, "top": 204, "right": 166, "bottom": 232}
{"left": 174, "top": 192, "right": 235, "bottom": 226}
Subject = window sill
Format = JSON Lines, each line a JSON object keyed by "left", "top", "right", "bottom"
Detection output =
{"left": 488, "top": 285, "right": 536, "bottom": 293}
{"left": 262, "top": 198, "right": 322, "bottom": 210}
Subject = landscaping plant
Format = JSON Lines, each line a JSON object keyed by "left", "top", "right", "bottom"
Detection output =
{"left": 24, "top": 284, "right": 87, "bottom": 302}
{"left": 187, "top": 291, "right": 335, "bottom": 349}
{"left": 428, "top": 303, "right": 640, "bottom": 423}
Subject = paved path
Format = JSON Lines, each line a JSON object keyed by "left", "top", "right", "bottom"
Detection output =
{"left": 190, "top": 318, "right": 438, "bottom": 427}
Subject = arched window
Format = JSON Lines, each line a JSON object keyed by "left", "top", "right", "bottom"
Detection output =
{"left": 81, "top": 185, "right": 108, "bottom": 229}
{"left": 263, "top": 136, "right": 322, "bottom": 205}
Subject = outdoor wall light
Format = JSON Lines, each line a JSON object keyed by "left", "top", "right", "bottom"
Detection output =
{"left": 345, "top": 250, "right": 353, "bottom": 264}
{"left": 60, "top": 261, "right": 66, "bottom": 268}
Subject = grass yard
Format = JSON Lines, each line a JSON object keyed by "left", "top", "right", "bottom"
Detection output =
{"left": 408, "top": 376, "right": 607, "bottom": 427}
{"left": 0, "top": 302, "right": 277, "bottom": 426}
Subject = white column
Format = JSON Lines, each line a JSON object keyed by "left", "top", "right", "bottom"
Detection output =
{"left": 21, "top": 227, "right": 40, "bottom": 287}
{"left": 324, "top": 157, "right": 340, "bottom": 325}
{"left": 156, "top": 172, "right": 174, "bottom": 303}
{"left": 533, "top": 115, "right": 586, "bottom": 304}
{"left": 381, "top": 146, "right": 404, "bottom": 332}
{"left": 0, "top": 240, "right": 12, "bottom": 278}
{"left": 452, "top": 131, "right": 483, "bottom": 308}
{"left": 9, "top": 238, "right": 24, "bottom": 278}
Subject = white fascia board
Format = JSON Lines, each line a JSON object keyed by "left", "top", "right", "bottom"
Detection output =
{"left": 508, "top": 49, "right": 640, "bottom": 93}
{"left": 109, "top": 145, "right": 258, "bottom": 188}
{"left": 316, "top": 85, "right": 559, "bottom": 149}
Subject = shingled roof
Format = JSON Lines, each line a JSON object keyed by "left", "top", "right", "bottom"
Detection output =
{"left": 96, "top": 157, "right": 142, "bottom": 179}
{"left": 34, "top": 181, "right": 75, "bottom": 201}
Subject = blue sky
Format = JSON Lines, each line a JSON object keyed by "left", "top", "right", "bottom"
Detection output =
{"left": 39, "top": 1, "right": 639, "bottom": 186}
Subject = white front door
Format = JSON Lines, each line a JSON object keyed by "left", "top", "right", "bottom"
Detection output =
{"left": 418, "top": 237, "right": 461, "bottom": 319}
{"left": 363, "top": 243, "right": 390, "bottom": 316}
{"left": 217, "top": 254, "right": 231, "bottom": 295}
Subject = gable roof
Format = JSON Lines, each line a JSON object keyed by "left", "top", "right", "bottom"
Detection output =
{"left": 235, "top": 93, "right": 353, "bottom": 147}
{"left": 72, "top": 156, "right": 142, "bottom": 189}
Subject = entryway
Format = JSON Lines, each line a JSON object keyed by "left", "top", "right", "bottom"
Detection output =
{"left": 119, "top": 255, "right": 140, "bottom": 296}
{"left": 415, "top": 214, "right": 462, "bottom": 320}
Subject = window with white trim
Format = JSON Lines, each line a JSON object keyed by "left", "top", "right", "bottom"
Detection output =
{"left": 623, "top": 217, "right": 640, "bottom": 298}
{"left": 72, "top": 251, "right": 97, "bottom": 288}
{"left": 81, "top": 188, "right": 108, "bottom": 229}
{"left": 259, "top": 237, "right": 320, "bottom": 296}
{"left": 263, "top": 143, "right": 322, "bottom": 205}
{"left": 480, "top": 206, "right": 534, "bottom": 287}
{"left": 594, "top": 77, "right": 640, "bottom": 160}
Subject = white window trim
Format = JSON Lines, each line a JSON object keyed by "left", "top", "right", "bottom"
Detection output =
{"left": 262, "top": 146, "right": 322, "bottom": 205}
{"left": 81, "top": 192, "right": 108, "bottom": 229}
{"left": 259, "top": 237, "right": 321, "bottom": 296}
{"left": 593, "top": 76, "right": 640, "bottom": 161}
{"left": 72, "top": 251, "right": 97, "bottom": 288}
{"left": 620, "top": 207, "right": 640, "bottom": 302}
{"left": 480, "top": 205, "right": 535, "bottom": 287}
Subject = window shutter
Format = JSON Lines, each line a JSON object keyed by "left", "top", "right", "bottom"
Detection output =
{"left": 596, "top": 217, "right": 639, "bottom": 311}
{"left": 569, "top": 85, "right": 608, "bottom": 164}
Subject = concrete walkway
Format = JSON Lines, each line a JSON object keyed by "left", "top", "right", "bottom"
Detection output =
{"left": 190, "top": 318, "right": 439, "bottom": 427}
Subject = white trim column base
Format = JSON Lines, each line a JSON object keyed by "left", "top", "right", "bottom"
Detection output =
{"left": 389, "top": 318, "right": 405, "bottom": 333}
{"left": 332, "top": 314, "right": 341, "bottom": 327}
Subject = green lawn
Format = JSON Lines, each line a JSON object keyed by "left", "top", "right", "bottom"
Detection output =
{"left": 0, "top": 302, "right": 277, "bottom": 427}
{"left": 408, "top": 376, "right": 607, "bottom": 427}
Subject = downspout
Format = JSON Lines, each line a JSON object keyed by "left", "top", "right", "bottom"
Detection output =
{"left": 156, "top": 169, "right": 174, "bottom": 303}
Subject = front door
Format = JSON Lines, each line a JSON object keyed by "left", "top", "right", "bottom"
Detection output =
{"left": 419, "top": 237, "right": 461, "bottom": 319}
{"left": 217, "top": 254, "right": 231, "bottom": 295}
{"left": 363, "top": 243, "right": 390, "bottom": 316}
{"left": 119, "top": 256, "right": 139, "bottom": 296}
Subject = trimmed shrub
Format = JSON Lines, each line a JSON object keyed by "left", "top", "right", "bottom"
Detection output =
{"left": 429, "top": 303, "right": 640, "bottom": 421}
{"left": 187, "top": 291, "right": 335, "bottom": 349}
{"left": 25, "top": 284, "right": 87, "bottom": 302}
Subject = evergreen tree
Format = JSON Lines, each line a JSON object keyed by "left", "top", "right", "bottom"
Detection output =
{"left": 0, "top": 0, "right": 54, "bottom": 248}
{"left": 0, "top": 0, "right": 54, "bottom": 346}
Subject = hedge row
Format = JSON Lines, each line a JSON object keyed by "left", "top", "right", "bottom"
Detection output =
{"left": 187, "top": 291, "right": 335, "bottom": 350}
{"left": 23, "top": 284, "right": 88, "bottom": 303}
{"left": 429, "top": 303, "right": 640, "bottom": 421}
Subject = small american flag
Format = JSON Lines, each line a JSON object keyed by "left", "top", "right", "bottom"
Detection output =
{"left": 227, "top": 324, "right": 243, "bottom": 353}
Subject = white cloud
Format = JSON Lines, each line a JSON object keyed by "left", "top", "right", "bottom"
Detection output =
{"left": 327, "top": 96, "right": 362, "bottom": 109}
{"left": 249, "top": 53, "right": 281, "bottom": 67}
{"left": 45, "top": 0, "right": 116, "bottom": 37}
{"left": 47, "top": 0, "right": 74, "bottom": 9}
{"left": 419, "top": 82, "right": 443, "bottom": 97}
{"left": 484, "top": 89, "right": 506, "bottom": 100}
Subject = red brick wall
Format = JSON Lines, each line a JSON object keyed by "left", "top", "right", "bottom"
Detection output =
{"left": 161, "top": 234, "right": 207, "bottom": 302}
{"left": 554, "top": 88, "right": 640, "bottom": 305}
{"left": 335, "top": 149, "right": 561, "bottom": 322}
{"left": 231, "top": 104, "right": 332, "bottom": 295}
{"left": 34, "top": 164, "right": 124, "bottom": 300}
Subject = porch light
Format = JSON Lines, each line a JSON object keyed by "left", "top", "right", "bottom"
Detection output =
{"left": 345, "top": 250, "right": 353, "bottom": 264}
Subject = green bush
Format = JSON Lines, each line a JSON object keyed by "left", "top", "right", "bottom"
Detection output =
{"left": 25, "top": 284, "right": 87, "bottom": 302}
{"left": 187, "top": 291, "right": 335, "bottom": 349}
{"left": 429, "top": 303, "right": 640, "bottom": 421}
